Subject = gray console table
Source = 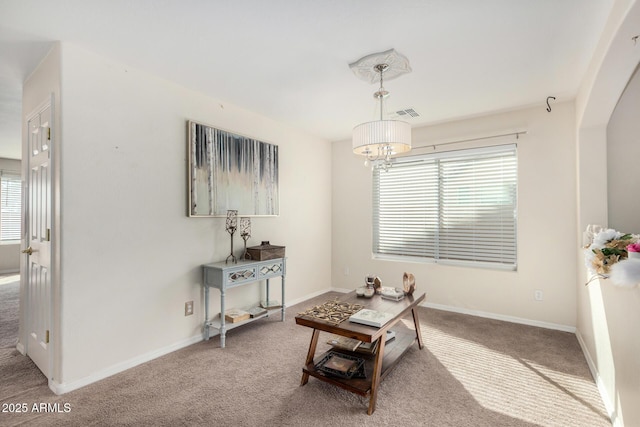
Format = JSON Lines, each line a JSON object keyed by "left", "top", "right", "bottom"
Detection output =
{"left": 202, "top": 258, "right": 286, "bottom": 348}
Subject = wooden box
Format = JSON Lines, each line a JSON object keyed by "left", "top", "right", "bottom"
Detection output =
{"left": 223, "top": 308, "right": 250, "bottom": 323}
{"left": 246, "top": 242, "right": 285, "bottom": 261}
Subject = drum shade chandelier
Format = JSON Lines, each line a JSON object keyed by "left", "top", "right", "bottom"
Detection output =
{"left": 350, "top": 49, "right": 412, "bottom": 168}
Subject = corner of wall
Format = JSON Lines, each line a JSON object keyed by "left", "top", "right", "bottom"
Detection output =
{"left": 575, "top": 328, "right": 621, "bottom": 426}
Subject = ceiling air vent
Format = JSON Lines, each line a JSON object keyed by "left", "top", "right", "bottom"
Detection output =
{"left": 390, "top": 108, "right": 420, "bottom": 119}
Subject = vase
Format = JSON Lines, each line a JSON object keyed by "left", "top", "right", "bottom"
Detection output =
{"left": 628, "top": 251, "right": 640, "bottom": 259}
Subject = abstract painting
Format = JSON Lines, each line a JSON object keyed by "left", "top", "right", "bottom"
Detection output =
{"left": 188, "top": 121, "right": 279, "bottom": 216}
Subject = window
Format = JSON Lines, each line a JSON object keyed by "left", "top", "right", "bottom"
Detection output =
{"left": 1, "top": 171, "right": 21, "bottom": 242}
{"left": 373, "top": 144, "right": 517, "bottom": 270}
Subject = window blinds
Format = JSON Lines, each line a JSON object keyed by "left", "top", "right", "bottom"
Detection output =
{"left": 1, "top": 172, "right": 21, "bottom": 241}
{"left": 373, "top": 144, "right": 517, "bottom": 270}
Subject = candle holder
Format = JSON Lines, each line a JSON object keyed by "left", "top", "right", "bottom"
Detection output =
{"left": 225, "top": 210, "right": 238, "bottom": 264}
{"left": 240, "top": 217, "right": 252, "bottom": 260}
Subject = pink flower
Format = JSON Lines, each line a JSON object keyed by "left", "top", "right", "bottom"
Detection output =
{"left": 626, "top": 243, "right": 640, "bottom": 253}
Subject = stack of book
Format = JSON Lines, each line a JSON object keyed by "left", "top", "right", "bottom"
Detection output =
{"left": 260, "top": 300, "right": 281, "bottom": 309}
{"left": 223, "top": 308, "right": 250, "bottom": 323}
{"left": 327, "top": 336, "right": 362, "bottom": 352}
{"left": 327, "top": 330, "right": 396, "bottom": 355}
{"left": 247, "top": 306, "right": 268, "bottom": 318}
{"left": 223, "top": 306, "right": 269, "bottom": 322}
{"left": 348, "top": 309, "right": 394, "bottom": 327}
{"left": 380, "top": 288, "right": 405, "bottom": 301}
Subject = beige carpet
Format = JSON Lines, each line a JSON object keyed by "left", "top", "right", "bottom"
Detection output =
{"left": 0, "top": 291, "right": 610, "bottom": 426}
{"left": 0, "top": 274, "right": 20, "bottom": 349}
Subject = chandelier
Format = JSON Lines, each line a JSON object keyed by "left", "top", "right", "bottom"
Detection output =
{"left": 350, "top": 49, "right": 412, "bottom": 168}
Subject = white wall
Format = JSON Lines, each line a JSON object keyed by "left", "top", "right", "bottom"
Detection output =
{"left": 25, "top": 43, "right": 332, "bottom": 389}
{"left": 575, "top": 1, "right": 640, "bottom": 426}
{"left": 608, "top": 65, "right": 640, "bottom": 231}
{"left": 332, "top": 101, "right": 577, "bottom": 328}
{"left": 0, "top": 157, "right": 21, "bottom": 273}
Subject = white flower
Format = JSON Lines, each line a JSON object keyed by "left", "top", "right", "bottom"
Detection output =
{"left": 610, "top": 259, "right": 640, "bottom": 288}
{"left": 584, "top": 249, "right": 596, "bottom": 273}
{"left": 592, "top": 229, "right": 623, "bottom": 247}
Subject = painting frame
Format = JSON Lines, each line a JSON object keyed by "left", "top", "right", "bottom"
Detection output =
{"left": 187, "top": 120, "right": 279, "bottom": 217}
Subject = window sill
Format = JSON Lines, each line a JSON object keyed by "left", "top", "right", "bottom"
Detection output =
{"left": 373, "top": 253, "right": 517, "bottom": 271}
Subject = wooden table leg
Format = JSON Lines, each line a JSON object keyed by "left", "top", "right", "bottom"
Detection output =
{"left": 411, "top": 308, "right": 424, "bottom": 349}
{"left": 301, "top": 329, "right": 320, "bottom": 386}
{"left": 367, "top": 336, "right": 386, "bottom": 415}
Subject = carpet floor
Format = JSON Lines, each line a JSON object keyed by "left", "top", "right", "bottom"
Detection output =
{"left": 0, "top": 291, "right": 610, "bottom": 426}
{"left": 0, "top": 275, "right": 20, "bottom": 349}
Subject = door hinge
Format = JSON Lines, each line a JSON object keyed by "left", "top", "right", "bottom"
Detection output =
{"left": 48, "top": 128, "right": 51, "bottom": 141}
{"left": 46, "top": 228, "right": 50, "bottom": 242}
{"left": 45, "top": 330, "right": 50, "bottom": 344}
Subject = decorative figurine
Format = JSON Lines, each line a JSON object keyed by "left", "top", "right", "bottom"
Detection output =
{"left": 403, "top": 272, "right": 416, "bottom": 295}
{"left": 373, "top": 276, "right": 382, "bottom": 294}
{"left": 240, "top": 217, "right": 252, "bottom": 260}
{"left": 365, "top": 275, "right": 375, "bottom": 288}
{"left": 225, "top": 210, "right": 238, "bottom": 264}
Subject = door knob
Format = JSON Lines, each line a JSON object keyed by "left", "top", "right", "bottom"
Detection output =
{"left": 22, "top": 246, "right": 34, "bottom": 255}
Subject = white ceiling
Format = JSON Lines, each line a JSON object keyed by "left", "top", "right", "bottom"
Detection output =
{"left": 0, "top": 0, "right": 612, "bottom": 160}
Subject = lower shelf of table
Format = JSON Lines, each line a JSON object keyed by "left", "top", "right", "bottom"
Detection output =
{"left": 206, "top": 307, "right": 282, "bottom": 337}
{"left": 302, "top": 322, "right": 417, "bottom": 396}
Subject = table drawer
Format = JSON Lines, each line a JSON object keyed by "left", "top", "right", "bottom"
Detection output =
{"left": 225, "top": 267, "right": 258, "bottom": 287}
{"left": 258, "top": 260, "right": 284, "bottom": 279}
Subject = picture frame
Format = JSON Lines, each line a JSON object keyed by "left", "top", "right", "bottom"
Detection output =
{"left": 188, "top": 120, "right": 279, "bottom": 217}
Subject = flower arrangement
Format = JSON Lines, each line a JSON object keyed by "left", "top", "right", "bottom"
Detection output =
{"left": 584, "top": 227, "right": 640, "bottom": 287}
{"left": 584, "top": 229, "right": 637, "bottom": 275}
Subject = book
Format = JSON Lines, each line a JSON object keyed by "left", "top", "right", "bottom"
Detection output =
{"left": 327, "top": 336, "right": 362, "bottom": 351}
{"left": 348, "top": 309, "right": 394, "bottom": 328}
{"left": 260, "top": 300, "right": 281, "bottom": 309}
{"left": 354, "top": 340, "right": 378, "bottom": 355}
{"left": 353, "top": 331, "right": 395, "bottom": 355}
{"left": 386, "top": 330, "right": 396, "bottom": 342}
{"left": 247, "top": 306, "right": 268, "bottom": 318}
{"left": 224, "top": 308, "right": 250, "bottom": 323}
{"left": 381, "top": 288, "right": 405, "bottom": 301}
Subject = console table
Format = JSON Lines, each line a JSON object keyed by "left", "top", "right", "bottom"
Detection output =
{"left": 202, "top": 258, "right": 286, "bottom": 348}
{"left": 295, "top": 291, "right": 425, "bottom": 415}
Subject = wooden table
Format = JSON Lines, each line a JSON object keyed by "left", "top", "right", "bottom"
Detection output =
{"left": 295, "top": 291, "right": 425, "bottom": 415}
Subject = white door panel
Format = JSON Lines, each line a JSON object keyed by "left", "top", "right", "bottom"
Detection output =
{"left": 25, "top": 98, "right": 52, "bottom": 377}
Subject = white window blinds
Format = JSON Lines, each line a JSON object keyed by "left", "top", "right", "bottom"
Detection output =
{"left": 1, "top": 171, "right": 21, "bottom": 241}
{"left": 373, "top": 144, "right": 517, "bottom": 270}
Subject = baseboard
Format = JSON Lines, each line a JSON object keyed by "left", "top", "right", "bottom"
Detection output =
{"left": 292, "top": 289, "right": 576, "bottom": 333}
{"left": 575, "top": 330, "right": 620, "bottom": 427}
{"left": 0, "top": 269, "right": 19, "bottom": 275}
{"left": 16, "top": 341, "right": 25, "bottom": 355}
{"left": 421, "top": 301, "right": 576, "bottom": 333}
{"left": 50, "top": 288, "right": 346, "bottom": 395}
{"left": 49, "top": 333, "right": 203, "bottom": 395}
{"left": 47, "top": 288, "right": 577, "bottom": 396}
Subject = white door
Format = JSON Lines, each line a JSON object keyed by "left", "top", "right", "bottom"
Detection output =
{"left": 24, "top": 98, "right": 52, "bottom": 377}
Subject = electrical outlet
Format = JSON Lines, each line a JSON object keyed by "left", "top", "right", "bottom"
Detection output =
{"left": 185, "top": 301, "right": 194, "bottom": 316}
{"left": 534, "top": 290, "right": 543, "bottom": 301}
